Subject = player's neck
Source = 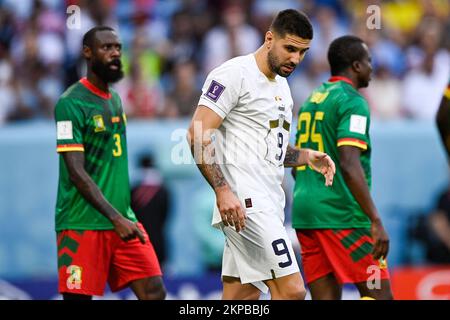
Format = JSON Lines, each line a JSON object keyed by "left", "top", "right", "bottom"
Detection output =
{"left": 254, "top": 47, "right": 276, "bottom": 80}
{"left": 333, "top": 72, "right": 358, "bottom": 89}
{"left": 86, "top": 71, "right": 109, "bottom": 93}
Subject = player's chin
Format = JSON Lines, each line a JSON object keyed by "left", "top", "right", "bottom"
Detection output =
{"left": 278, "top": 69, "right": 293, "bottom": 78}
{"left": 106, "top": 70, "right": 124, "bottom": 83}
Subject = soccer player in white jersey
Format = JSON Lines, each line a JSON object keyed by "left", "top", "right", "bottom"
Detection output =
{"left": 187, "top": 9, "right": 336, "bottom": 300}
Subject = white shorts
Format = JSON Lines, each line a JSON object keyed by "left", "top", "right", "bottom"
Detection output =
{"left": 219, "top": 210, "right": 300, "bottom": 293}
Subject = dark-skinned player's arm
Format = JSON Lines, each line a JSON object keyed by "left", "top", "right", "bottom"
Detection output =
{"left": 339, "top": 145, "right": 388, "bottom": 260}
{"left": 187, "top": 106, "right": 246, "bottom": 232}
{"left": 435, "top": 82, "right": 450, "bottom": 159}
{"left": 62, "top": 151, "right": 145, "bottom": 243}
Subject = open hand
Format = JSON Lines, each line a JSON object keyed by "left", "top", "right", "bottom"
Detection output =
{"left": 307, "top": 150, "right": 336, "bottom": 186}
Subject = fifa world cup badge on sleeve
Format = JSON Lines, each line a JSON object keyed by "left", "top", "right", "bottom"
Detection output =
{"left": 57, "top": 121, "right": 73, "bottom": 140}
{"left": 349, "top": 115, "right": 367, "bottom": 134}
{"left": 205, "top": 80, "right": 225, "bottom": 102}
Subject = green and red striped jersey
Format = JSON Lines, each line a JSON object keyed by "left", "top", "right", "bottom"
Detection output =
{"left": 54, "top": 77, "right": 137, "bottom": 231}
{"left": 292, "top": 77, "right": 372, "bottom": 229}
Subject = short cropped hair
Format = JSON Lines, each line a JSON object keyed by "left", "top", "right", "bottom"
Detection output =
{"left": 270, "top": 9, "right": 313, "bottom": 40}
{"left": 327, "top": 35, "right": 367, "bottom": 75}
{"left": 82, "top": 26, "right": 115, "bottom": 48}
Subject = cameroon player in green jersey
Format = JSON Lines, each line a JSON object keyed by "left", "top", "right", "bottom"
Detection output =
{"left": 292, "top": 36, "right": 393, "bottom": 300}
{"left": 54, "top": 26, "right": 165, "bottom": 300}
{"left": 436, "top": 77, "right": 450, "bottom": 159}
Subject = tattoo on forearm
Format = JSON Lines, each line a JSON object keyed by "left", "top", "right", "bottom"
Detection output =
{"left": 284, "top": 145, "right": 300, "bottom": 167}
{"left": 198, "top": 163, "right": 227, "bottom": 189}
{"left": 190, "top": 141, "right": 228, "bottom": 190}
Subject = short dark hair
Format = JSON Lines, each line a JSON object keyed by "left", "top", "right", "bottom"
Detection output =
{"left": 327, "top": 35, "right": 367, "bottom": 75}
{"left": 82, "top": 26, "right": 115, "bottom": 48}
{"left": 270, "top": 9, "right": 313, "bottom": 40}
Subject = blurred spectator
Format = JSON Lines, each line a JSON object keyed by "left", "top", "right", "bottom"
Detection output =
{"left": 366, "top": 65, "right": 402, "bottom": 120}
{"left": 382, "top": 0, "right": 423, "bottom": 35}
{"left": 122, "top": 28, "right": 161, "bottom": 86}
{"left": 412, "top": 185, "right": 450, "bottom": 264}
{"left": 164, "top": 60, "right": 201, "bottom": 117}
{"left": 290, "top": 5, "right": 349, "bottom": 112}
{"left": 0, "top": 42, "right": 15, "bottom": 124}
{"left": 0, "top": 0, "right": 448, "bottom": 125}
{"left": 0, "top": 7, "right": 15, "bottom": 48}
{"left": 250, "top": 0, "right": 301, "bottom": 37}
{"left": 131, "top": 153, "right": 170, "bottom": 267}
{"left": 402, "top": 17, "right": 449, "bottom": 119}
{"left": 308, "top": 5, "right": 348, "bottom": 73}
{"left": 355, "top": 22, "right": 406, "bottom": 78}
{"left": 191, "top": 187, "right": 224, "bottom": 273}
{"left": 290, "top": 62, "right": 325, "bottom": 114}
{"left": 162, "top": 8, "right": 199, "bottom": 72}
{"left": 202, "top": 1, "right": 260, "bottom": 74}
{"left": 116, "top": 30, "right": 164, "bottom": 118}
{"left": 116, "top": 61, "right": 164, "bottom": 118}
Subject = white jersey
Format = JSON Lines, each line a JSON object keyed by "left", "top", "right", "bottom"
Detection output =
{"left": 198, "top": 54, "right": 294, "bottom": 226}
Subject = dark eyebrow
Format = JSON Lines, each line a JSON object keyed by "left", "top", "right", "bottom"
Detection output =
{"left": 285, "top": 45, "right": 299, "bottom": 51}
{"left": 285, "top": 45, "right": 310, "bottom": 52}
{"left": 101, "top": 42, "right": 122, "bottom": 47}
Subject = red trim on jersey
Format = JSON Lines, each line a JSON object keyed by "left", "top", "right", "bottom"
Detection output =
{"left": 80, "top": 77, "right": 112, "bottom": 99}
{"left": 337, "top": 137, "right": 367, "bottom": 144}
{"left": 57, "top": 144, "right": 84, "bottom": 152}
{"left": 329, "top": 76, "right": 354, "bottom": 86}
{"left": 337, "top": 138, "right": 367, "bottom": 150}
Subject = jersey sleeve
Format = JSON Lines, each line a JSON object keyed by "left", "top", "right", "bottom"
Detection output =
{"left": 198, "top": 64, "right": 241, "bottom": 119}
{"left": 336, "top": 97, "right": 370, "bottom": 150}
{"left": 54, "top": 98, "right": 85, "bottom": 153}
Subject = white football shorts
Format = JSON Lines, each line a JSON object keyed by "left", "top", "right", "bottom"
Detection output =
{"left": 220, "top": 209, "right": 300, "bottom": 293}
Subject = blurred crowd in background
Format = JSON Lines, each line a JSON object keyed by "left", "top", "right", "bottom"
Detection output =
{"left": 0, "top": 0, "right": 449, "bottom": 126}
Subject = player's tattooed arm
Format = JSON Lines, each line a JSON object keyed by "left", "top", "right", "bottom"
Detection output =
{"left": 187, "top": 105, "right": 230, "bottom": 190}
{"left": 284, "top": 145, "right": 317, "bottom": 167}
{"left": 284, "top": 145, "right": 302, "bottom": 167}
{"left": 189, "top": 137, "right": 228, "bottom": 190}
{"left": 187, "top": 105, "right": 247, "bottom": 231}
{"left": 62, "top": 152, "right": 146, "bottom": 243}
{"left": 284, "top": 145, "right": 335, "bottom": 186}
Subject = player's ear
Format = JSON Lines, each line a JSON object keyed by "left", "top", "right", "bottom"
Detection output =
{"left": 352, "top": 60, "right": 362, "bottom": 73}
{"left": 265, "top": 31, "right": 274, "bottom": 49}
{"left": 82, "top": 45, "right": 92, "bottom": 60}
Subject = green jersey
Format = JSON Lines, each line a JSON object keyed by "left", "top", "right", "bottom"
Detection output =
{"left": 54, "top": 77, "right": 137, "bottom": 231}
{"left": 292, "top": 77, "right": 372, "bottom": 229}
